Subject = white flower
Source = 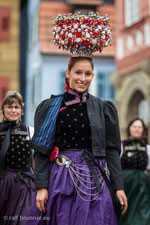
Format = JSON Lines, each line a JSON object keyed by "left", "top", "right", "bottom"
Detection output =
{"left": 68, "top": 33, "right": 73, "bottom": 38}
{"left": 76, "top": 38, "right": 81, "bottom": 43}
{"left": 101, "top": 35, "right": 105, "bottom": 40}
{"left": 105, "top": 41, "right": 108, "bottom": 46}
{"left": 92, "top": 39, "right": 97, "bottom": 45}
{"left": 74, "top": 24, "right": 78, "bottom": 29}
{"left": 81, "top": 25, "right": 86, "bottom": 29}
{"left": 61, "top": 40, "right": 64, "bottom": 45}
{"left": 85, "top": 33, "right": 90, "bottom": 38}
{"left": 98, "top": 25, "right": 102, "bottom": 30}
{"left": 56, "top": 35, "right": 59, "bottom": 40}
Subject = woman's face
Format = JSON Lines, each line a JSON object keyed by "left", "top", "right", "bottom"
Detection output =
{"left": 66, "top": 60, "right": 94, "bottom": 93}
{"left": 4, "top": 101, "right": 22, "bottom": 123}
{"left": 129, "top": 120, "right": 144, "bottom": 139}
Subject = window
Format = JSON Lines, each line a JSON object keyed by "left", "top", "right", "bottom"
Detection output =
{"left": 97, "top": 72, "right": 114, "bottom": 102}
{"left": 68, "top": 0, "right": 100, "bottom": 5}
{"left": 28, "top": 11, "right": 39, "bottom": 49}
{"left": 40, "top": 0, "right": 65, "bottom": 1}
{"left": 32, "top": 73, "right": 40, "bottom": 106}
{"left": 117, "top": 37, "right": 124, "bottom": 59}
{"left": 138, "top": 100, "right": 150, "bottom": 125}
{"left": 0, "top": 6, "right": 11, "bottom": 41}
{"left": 144, "top": 24, "right": 150, "bottom": 47}
{"left": 60, "top": 70, "right": 66, "bottom": 92}
{"left": 0, "top": 77, "right": 9, "bottom": 107}
{"left": 124, "top": 0, "right": 140, "bottom": 26}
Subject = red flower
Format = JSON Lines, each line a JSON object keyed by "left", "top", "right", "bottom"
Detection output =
{"left": 91, "top": 18, "right": 96, "bottom": 23}
{"left": 98, "top": 19, "right": 102, "bottom": 25}
{"left": 106, "top": 34, "right": 109, "bottom": 40}
{"left": 83, "top": 18, "right": 88, "bottom": 24}
{"left": 64, "top": 21, "right": 68, "bottom": 25}
{"left": 68, "top": 38, "right": 72, "bottom": 43}
{"left": 61, "top": 34, "right": 65, "bottom": 40}
{"left": 59, "top": 21, "right": 63, "bottom": 26}
{"left": 83, "top": 39, "right": 90, "bottom": 46}
{"left": 76, "top": 32, "right": 82, "bottom": 38}
{"left": 73, "top": 19, "right": 78, "bottom": 23}
{"left": 94, "top": 32, "right": 98, "bottom": 38}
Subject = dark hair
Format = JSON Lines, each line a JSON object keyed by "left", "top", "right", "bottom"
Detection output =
{"left": 68, "top": 56, "right": 94, "bottom": 72}
{"left": 127, "top": 117, "right": 146, "bottom": 137}
{"left": 2, "top": 91, "right": 24, "bottom": 110}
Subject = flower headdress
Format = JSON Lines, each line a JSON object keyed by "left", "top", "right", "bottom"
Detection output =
{"left": 52, "top": 11, "right": 112, "bottom": 57}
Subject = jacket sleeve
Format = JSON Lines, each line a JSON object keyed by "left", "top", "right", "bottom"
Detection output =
{"left": 104, "top": 100, "right": 124, "bottom": 191}
{"left": 34, "top": 151, "right": 50, "bottom": 190}
{"left": 32, "top": 99, "right": 52, "bottom": 190}
{"left": 31, "top": 98, "right": 53, "bottom": 155}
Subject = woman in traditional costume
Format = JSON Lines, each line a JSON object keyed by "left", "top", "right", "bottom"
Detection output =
{"left": 27, "top": 11, "right": 127, "bottom": 225}
{"left": 0, "top": 91, "right": 35, "bottom": 225}
{"left": 119, "top": 117, "right": 150, "bottom": 225}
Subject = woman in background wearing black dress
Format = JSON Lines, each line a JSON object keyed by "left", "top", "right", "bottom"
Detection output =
{"left": 0, "top": 91, "right": 35, "bottom": 225}
{"left": 119, "top": 117, "right": 150, "bottom": 225}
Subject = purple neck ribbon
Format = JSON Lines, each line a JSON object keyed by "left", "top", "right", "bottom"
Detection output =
{"left": 65, "top": 88, "right": 88, "bottom": 106}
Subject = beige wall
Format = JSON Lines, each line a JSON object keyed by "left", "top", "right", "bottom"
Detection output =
{"left": 0, "top": 0, "right": 20, "bottom": 91}
{"left": 111, "top": 59, "right": 150, "bottom": 142}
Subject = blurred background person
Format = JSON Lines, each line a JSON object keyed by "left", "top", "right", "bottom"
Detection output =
{"left": 0, "top": 91, "right": 35, "bottom": 225}
{"left": 119, "top": 117, "right": 150, "bottom": 225}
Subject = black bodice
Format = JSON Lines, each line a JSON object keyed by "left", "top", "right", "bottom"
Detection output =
{"left": 0, "top": 122, "right": 32, "bottom": 170}
{"left": 121, "top": 138, "right": 148, "bottom": 170}
{"left": 55, "top": 90, "right": 92, "bottom": 151}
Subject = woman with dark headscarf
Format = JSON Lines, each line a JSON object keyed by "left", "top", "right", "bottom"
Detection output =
{"left": 119, "top": 117, "right": 150, "bottom": 225}
{"left": 0, "top": 91, "right": 35, "bottom": 225}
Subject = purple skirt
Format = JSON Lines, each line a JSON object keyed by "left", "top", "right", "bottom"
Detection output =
{"left": 27, "top": 149, "right": 118, "bottom": 225}
{"left": 0, "top": 168, "right": 36, "bottom": 225}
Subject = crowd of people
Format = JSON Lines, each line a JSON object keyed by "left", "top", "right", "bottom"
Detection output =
{"left": 0, "top": 10, "right": 150, "bottom": 225}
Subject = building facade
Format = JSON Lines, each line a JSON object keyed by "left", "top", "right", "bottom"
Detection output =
{"left": 0, "top": 0, "right": 20, "bottom": 108}
{"left": 112, "top": 0, "right": 150, "bottom": 140}
{"left": 25, "top": 0, "right": 117, "bottom": 126}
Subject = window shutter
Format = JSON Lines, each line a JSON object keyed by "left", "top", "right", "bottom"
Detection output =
{"left": 125, "top": 0, "right": 132, "bottom": 26}
{"left": 0, "top": 6, "right": 11, "bottom": 41}
{"left": 0, "top": 77, "right": 9, "bottom": 107}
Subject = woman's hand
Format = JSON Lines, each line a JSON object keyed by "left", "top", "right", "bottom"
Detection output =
{"left": 116, "top": 189, "right": 128, "bottom": 215}
{"left": 36, "top": 188, "right": 48, "bottom": 213}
